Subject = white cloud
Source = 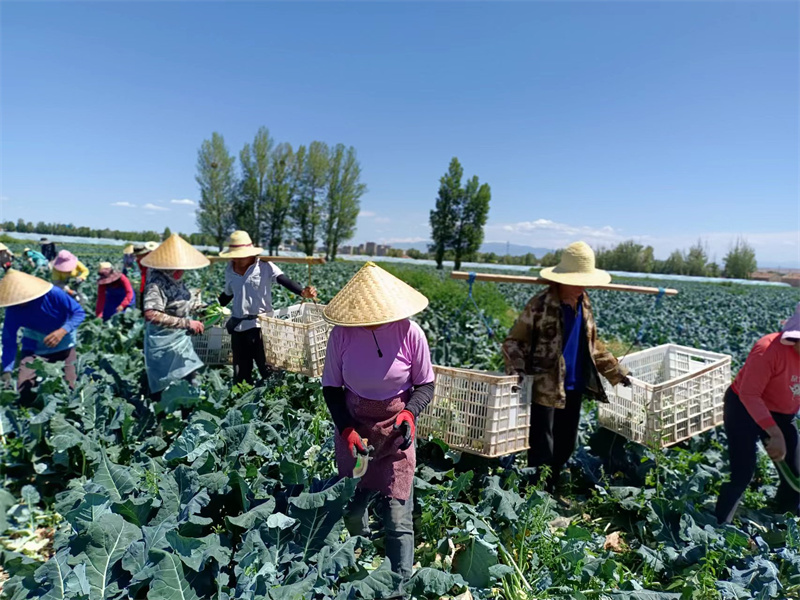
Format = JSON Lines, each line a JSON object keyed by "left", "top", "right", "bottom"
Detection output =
{"left": 359, "top": 210, "right": 377, "bottom": 218}
{"left": 374, "top": 217, "right": 391, "bottom": 224}
{"left": 111, "top": 201, "right": 136, "bottom": 208}
{"left": 171, "top": 199, "right": 195, "bottom": 206}
{"left": 142, "top": 203, "right": 169, "bottom": 212}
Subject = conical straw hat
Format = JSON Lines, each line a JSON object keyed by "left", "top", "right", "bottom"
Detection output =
{"left": 539, "top": 241, "right": 611, "bottom": 286}
{"left": 123, "top": 244, "right": 134, "bottom": 255}
{"left": 323, "top": 262, "right": 429, "bottom": 327}
{"left": 219, "top": 230, "right": 263, "bottom": 259}
{"left": 0, "top": 269, "right": 53, "bottom": 308}
{"left": 140, "top": 234, "right": 210, "bottom": 270}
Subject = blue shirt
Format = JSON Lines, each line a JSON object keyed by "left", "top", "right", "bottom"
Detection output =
{"left": 25, "top": 251, "right": 49, "bottom": 268}
{"left": 562, "top": 300, "right": 584, "bottom": 392}
{"left": 2, "top": 287, "right": 85, "bottom": 372}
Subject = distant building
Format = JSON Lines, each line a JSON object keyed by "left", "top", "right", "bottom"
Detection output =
{"left": 782, "top": 273, "right": 800, "bottom": 288}
{"left": 339, "top": 245, "right": 355, "bottom": 255}
{"left": 364, "top": 242, "right": 377, "bottom": 255}
{"left": 751, "top": 271, "right": 782, "bottom": 282}
{"left": 376, "top": 244, "right": 392, "bottom": 257}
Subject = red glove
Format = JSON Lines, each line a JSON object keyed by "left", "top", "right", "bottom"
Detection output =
{"left": 393, "top": 410, "right": 415, "bottom": 451}
{"left": 341, "top": 427, "right": 368, "bottom": 458}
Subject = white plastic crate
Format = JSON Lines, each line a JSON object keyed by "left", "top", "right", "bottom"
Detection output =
{"left": 192, "top": 321, "right": 233, "bottom": 366}
{"left": 598, "top": 344, "right": 731, "bottom": 447}
{"left": 258, "top": 303, "right": 330, "bottom": 378}
{"left": 417, "top": 366, "right": 532, "bottom": 458}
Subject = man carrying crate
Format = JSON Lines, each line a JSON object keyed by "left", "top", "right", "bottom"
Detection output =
{"left": 503, "top": 241, "right": 631, "bottom": 492}
{"left": 216, "top": 231, "right": 317, "bottom": 386}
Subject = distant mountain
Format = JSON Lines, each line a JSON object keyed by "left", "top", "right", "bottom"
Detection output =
{"left": 391, "top": 241, "right": 553, "bottom": 257}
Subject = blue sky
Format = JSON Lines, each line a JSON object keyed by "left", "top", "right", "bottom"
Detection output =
{"left": 1, "top": 1, "right": 798, "bottom": 266}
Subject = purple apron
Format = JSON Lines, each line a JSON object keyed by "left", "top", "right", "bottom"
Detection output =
{"left": 102, "top": 284, "right": 135, "bottom": 321}
{"left": 334, "top": 389, "right": 415, "bottom": 501}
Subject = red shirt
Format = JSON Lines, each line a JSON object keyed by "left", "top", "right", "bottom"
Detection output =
{"left": 135, "top": 256, "right": 149, "bottom": 294}
{"left": 95, "top": 274, "right": 134, "bottom": 318}
{"left": 733, "top": 333, "right": 800, "bottom": 429}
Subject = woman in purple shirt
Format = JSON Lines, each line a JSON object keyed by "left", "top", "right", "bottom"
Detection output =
{"left": 322, "top": 262, "right": 435, "bottom": 588}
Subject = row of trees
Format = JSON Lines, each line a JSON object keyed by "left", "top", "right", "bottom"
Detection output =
{"left": 542, "top": 238, "right": 758, "bottom": 279}
{"left": 0, "top": 220, "right": 217, "bottom": 247}
{"left": 195, "top": 128, "right": 366, "bottom": 259}
{"left": 429, "top": 158, "right": 492, "bottom": 270}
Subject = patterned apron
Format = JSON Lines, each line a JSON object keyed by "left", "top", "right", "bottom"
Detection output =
{"left": 334, "top": 389, "right": 415, "bottom": 501}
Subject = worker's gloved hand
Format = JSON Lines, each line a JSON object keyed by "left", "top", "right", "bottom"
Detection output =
{"left": 342, "top": 427, "right": 369, "bottom": 458}
{"left": 187, "top": 320, "right": 205, "bottom": 336}
{"left": 301, "top": 286, "right": 318, "bottom": 299}
{"left": 620, "top": 376, "right": 633, "bottom": 388}
{"left": 393, "top": 410, "right": 415, "bottom": 451}
{"left": 44, "top": 328, "right": 67, "bottom": 348}
{"left": 765, "top": 426, "right": 787, "bottom": 462}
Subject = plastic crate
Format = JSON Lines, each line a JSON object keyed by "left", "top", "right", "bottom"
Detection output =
{"left": 598, "top": 344, "right": 731, "bottom": 447}
{"left": 258, "top": 303, "right": 330, "bottom": 378}
{"left": 416, "top": 366, "right": 532, "bottom": 458}
{"left": 192, "top": 321, "right": 233, "bottom": 366}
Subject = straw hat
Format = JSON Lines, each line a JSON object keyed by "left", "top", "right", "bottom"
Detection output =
{"left": 140, "top": 234, "right": 210, "bottom": 270}
{"left": 323, "top": 262, "right": 429, "bottom": 327}
{"left": 98, "top": 262, "right": 121, "bottom": 285}
{"left": 53, "top": 250, "right": 78, "bottom": 273}
{"left": 0, "top": 243, "right": 10, "bottom": 253}
{"left": 40, "top": 237, "right": 51, "bottom": 244}
{"left": 219, "top": 230, "right": 263, "bottom": 259}
{"left": 123, "top": 244, "right": 134, "bottom": 255}
{"left": 539, "top": 241, "right": 611, "bottom": 287}
{"left": 0, "top": 269, "right": 53, "bottom": 308}
{"left": 134, "top": 241, "right": 159, "bottom": 256}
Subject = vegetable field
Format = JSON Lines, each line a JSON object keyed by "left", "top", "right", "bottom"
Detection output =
{"left": 0, "top": 242, "right": 799, "bottom": 600}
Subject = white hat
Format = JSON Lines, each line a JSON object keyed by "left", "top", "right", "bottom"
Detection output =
{"left": 539, "top": 241, "right": 611, "bottom": 287}
{"left": 219, "top": 230, "right": 263, "bottom": 259}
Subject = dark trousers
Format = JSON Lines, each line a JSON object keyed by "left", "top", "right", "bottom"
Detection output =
{"left": 716, "top": 387, "right": 800, "bottom": 524}
{"left": 344, "top": 487, "right": 415, "bottom": 580}
{"left": 18, "top": 348, "right": 78, "bottom": 403}
{"left": 231, "top": 328, "right": 270, "bottom": 386}
{"left": 528, "top": 390, "right": 584, "bottom": 491}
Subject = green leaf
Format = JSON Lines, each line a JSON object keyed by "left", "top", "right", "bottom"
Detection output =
{"left": 316, "top": 536, "right": 359, "bottom": 578}
{"left": 452, "top": 537, "right": 498, "bottom": 589}
{"left": 36, "top": 550, "right": 71, "bottom": 600}
{"left": 406, "top": 567, "right": 467, "bottom": 597}
{"left": 74, "top": 513, "right": 142, "bottom": 598}
{"left": 93, "top": 451, "right": 136, "bottom": 502}
{"left": 65, "top": 493, "right": 112, "bottom": 530}
{"left": 112, "top": 497, "right": 154, "bottom": 527}
{"left": 288, "top": 477, "right": 357, "bottom": 560}
{"left": 227, "top": 498, "right": 276, "bottom": 529}
{"left": 164, "top": 420, "right": 219, "bottom": 463}
{"left": 337, "top": 567, "right": 401, "bottom": 599}
{"left": 279, "top": 457, "right": 308, "bottom": 486}
{"left": 143, "top": 516, "right": 178, "bottom": 552}
{"left": 20, "top": 485, "right": 40, "bottom": 507}
{"left": 121, "top": 541, "right": 146, "bottom": 577}
{"left": 147, "top": 549, "right": 200, "bottom": 600}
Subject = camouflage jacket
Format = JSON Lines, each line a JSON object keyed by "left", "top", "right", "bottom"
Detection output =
{"left": 502, "top": 286, "right": 628, "bottom": 409}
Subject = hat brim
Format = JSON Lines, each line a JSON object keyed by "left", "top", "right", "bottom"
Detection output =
{"left": 218, "top": 246, "right": 264, "bottom": 259}
{"left": 539, "top": 266, "right": 611, "bottom": 286}
{"left": 323, "top": 297, "right": 429, "bottom": 327}
{"left": 98, "top": 272, "right": 122, "bottom": 285}
{"left": 53, "top": 260, "right": 78, "bottom": 273}
{"left": 0, "top": 271, "right": 53, "bottom": 308}
{"left": 781, "top": 331, "right": 800, "bottom": 345}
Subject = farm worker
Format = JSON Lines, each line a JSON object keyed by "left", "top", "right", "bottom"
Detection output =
{"left": 0, "top": 269, "right": 85, "bottom": 402}
{"left": 51, "top": 250, "right": 89, "bottom": 302}
{"left": 321, "top": 262, "right": 435, "bottom": 586}
{"left": 23, "top": 248, "right": 49, "bottom": 272}
{"left": 141, "top": 234, "right": 209, "bottom": 398}
{"left": 95, "top": 262, "right": 135, "bottom": 321}
{"left": 133, "top": 241, "right": 159, "bottom": 310}
{"left": 122, "top": 244, "right": 136, "bottom": 276}
{"left": 216, "top": 230, "right": 317, "bottom": 385}
{"left": 715, "top": 303, "right": 800, "bottom": 524}
{"left": 39, "top": 237, "right": 57, "bottom": 262}
{"left": 0, "top": 244, "right": 14, "bottom": 272}
{"left": 503, "top": 241, "right": 631, "bottom": 492}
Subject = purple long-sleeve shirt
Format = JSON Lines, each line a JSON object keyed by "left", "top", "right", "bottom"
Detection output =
{"left": 2, "top": 287, "right": 85, "bottom": 372}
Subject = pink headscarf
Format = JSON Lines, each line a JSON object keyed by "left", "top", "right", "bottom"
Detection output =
{"left": 781, "top": 302, "right": 800, "bottom": 345}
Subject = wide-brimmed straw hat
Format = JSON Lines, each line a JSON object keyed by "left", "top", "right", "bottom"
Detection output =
{"left": 0, "top": 269, "right": 53, "bottom": 308}
{"left": 98, "top": 261, "right": 122, "bottom": 285}
{"left": 123, "top": 244, "right": 134, "bottom": 255}
{"left": 40, "top": 237, "right": 51, "bottom": 244}
{"left": 53, "top": 250, "right": 78, "bottom": 273}
{"left": 539, "top": 241, "right": 611, "bottom": 287}
{"left": 133, "top": 241, "right": 159, "bottom": 256}
{"left": 781, "top": 303, "right": 800, "bottom": 345}
{"left": 219, "top": 230, "right": 263, "bottom": 259}
{"left": 141, "top": 234, "right": 210, "bottom": 270}
{"left": 0, "top": 243, "right": 12, "bottom": 255}
{"left": 323, "top": 262, "right": 429, "bottom": 327}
